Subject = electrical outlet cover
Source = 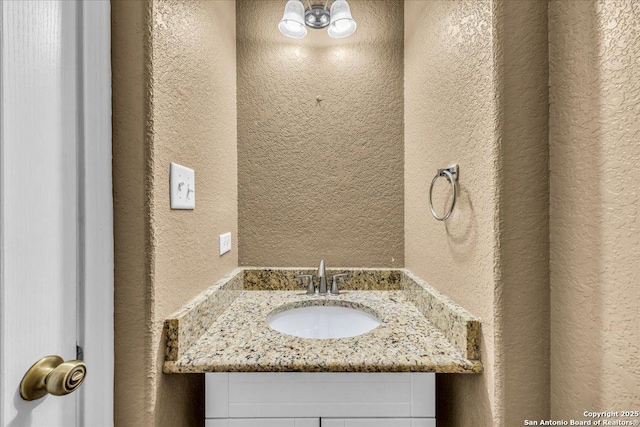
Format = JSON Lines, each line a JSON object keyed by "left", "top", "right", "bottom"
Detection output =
{"left": 170, "top": 162, "right": 195, "bottom": 209}
{"left": 219, "top": 232, "right": 231, "bottom": 255}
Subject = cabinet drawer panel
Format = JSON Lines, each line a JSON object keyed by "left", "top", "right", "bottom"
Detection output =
{"left": 229, "top": 402, "right": 411, "bottom": 418}
{"left": 206, "top": 418, "right": 319, "bottom": 427}
{"left": 206, "top": 373, "right": 435, "bottom": 419}
{"left": 322, "top": 419, "right": 435, "bottom": 427}
{"left": 229, "top": 379, "right": 411, "bottom": 403}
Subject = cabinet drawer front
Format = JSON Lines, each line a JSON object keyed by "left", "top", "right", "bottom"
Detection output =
{"left": 206, "top": 418, "right": 319, "bottom": 427}
{"left": 322, "top": 419, "right": 435, "bottom": 427}
{"left": 206, "top": 373, "right": 435, "bottom": 419}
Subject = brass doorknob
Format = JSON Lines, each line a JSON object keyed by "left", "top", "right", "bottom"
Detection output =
{"left": 20, "top": 355, "right": 87, "bottom": 401}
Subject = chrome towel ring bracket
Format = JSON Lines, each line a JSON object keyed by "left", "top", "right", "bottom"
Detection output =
{"left": 429, "top": 164, "right": 459, "bottom": 221}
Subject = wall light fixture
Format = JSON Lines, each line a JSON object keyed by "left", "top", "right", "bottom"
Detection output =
{"left": 279, "top": 0, "right": 357, "bottom": 39}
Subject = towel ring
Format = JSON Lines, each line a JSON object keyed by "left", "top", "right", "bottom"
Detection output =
{"left": 429, "top": 164, "right": 459, "bottom": 221}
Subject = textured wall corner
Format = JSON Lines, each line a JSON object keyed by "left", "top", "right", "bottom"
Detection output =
{"left": 404, "top": 1, "right": 497, "bottom": 426}
{"left": 150, "top": 0, "right": 238, "bottom": 325}
{"left": 112, "top": 1, "right": 155, "bottom": 425}
{"left": 494, "top": 0, "right": 550, "bottom": 424}
{"left": 151, "top": 1, "right": 238, "bottom": 426}
{"left": 112, "top": 0, "right": 238, "bottom": 426}
{"left": 405, "top": 0, "right": 550, "bottom": 425}
{"left": 237, "top": 0, "right": 404, "bottom": 268}
{"left": 550, "top": 0, "right": 640, "bottom": 417}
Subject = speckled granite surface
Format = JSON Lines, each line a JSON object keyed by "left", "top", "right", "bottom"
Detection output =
{"left": 402, "top": 270, "right": 481, "bottom": 360}
{"left": 244, "top": 268, "right": 402, "bottom": 291}
{"left": 163, "top": 268, "right": 482, "bottom": 374}
{"left": 164, "top": 290, "right": 482, "bottom": 373}
{"left": 164, "top": 268, "right": 243, "bottom": 362}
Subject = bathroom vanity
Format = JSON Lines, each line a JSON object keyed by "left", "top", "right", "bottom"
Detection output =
{"left": 163, "top": 268, "right": 482, "bottom": 426}
{"left": 205, "top": 372, "right": 435, "bottom": 426}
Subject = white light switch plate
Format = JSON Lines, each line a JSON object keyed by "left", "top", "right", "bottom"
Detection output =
{"left": 219, "top": 232, "right": 231, "bottom": 255}
{"left": 170, "top": 162, "right": 195, "bottom": 209}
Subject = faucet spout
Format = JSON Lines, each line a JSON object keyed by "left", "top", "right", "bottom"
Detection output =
{"left": 317, "top": 259, "right": 328, "bottom": 295}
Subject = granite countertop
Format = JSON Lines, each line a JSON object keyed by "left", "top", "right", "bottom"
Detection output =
{"left": 163, "top": 268, "right": 482, "bottom": 374}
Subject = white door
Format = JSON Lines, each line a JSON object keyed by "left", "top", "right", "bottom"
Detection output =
{"left": 0, "top": 1, "right": 113, "bottom": 426}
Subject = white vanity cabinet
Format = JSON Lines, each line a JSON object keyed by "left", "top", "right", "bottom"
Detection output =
{"left": 205, "top": 419, "right": 318, "bottom": 427}
{"left": 321, "top": 420, "right": 434, "bottom": 426}
{"left": 205, "top": 373, "right": 436, "bottom": 426}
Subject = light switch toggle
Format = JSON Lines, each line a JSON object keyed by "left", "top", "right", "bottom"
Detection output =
{"left": 170, "top": 163, "right": 195, "bottom": 209}
{"left": 177, "top": 182, "right": 194, "bottom": 200}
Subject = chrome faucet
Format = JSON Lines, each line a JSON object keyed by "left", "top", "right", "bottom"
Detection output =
{"left": 297, "top": 260, "right": 348, "bottom": 296}
{"left": 317, "top": 259, "right": 328, "bottom": 295}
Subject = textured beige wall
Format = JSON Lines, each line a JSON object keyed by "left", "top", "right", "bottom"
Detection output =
{"left": 112, "top": 0, "right": 237, "bottom": 425}
{"left": 237, "top": 0, "right": 404, "bottom": 268}
{"left": 549, "top": 0, "right": 640, "bottom": 418}
{"left": 151, "top": 1, "right": 237, "bottom": 426}
{"left": 405, "top": 2, "right": 497, "bottom": 424}
{"left": 114, "top": 1, "right": 640, "bottom": 424}
{"left": 405, "top": 1, "right": 549, "bottom": 425}
{"left": 112, "top": 1, "right": 154, "bottom": 425}
{"left": 495, "top": 0, "right": 550, "bottom": 424}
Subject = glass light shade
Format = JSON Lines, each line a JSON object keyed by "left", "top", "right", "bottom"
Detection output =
{"left": 328, "top": 0, "right": 356, "bottom": 38}
{"left": 279, "top": 0, "right": 307, "bottom": 39}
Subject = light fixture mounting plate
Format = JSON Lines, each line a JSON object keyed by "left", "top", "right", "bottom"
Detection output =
{"left": 305, "top": 5, "right": 331, "bottom": 29}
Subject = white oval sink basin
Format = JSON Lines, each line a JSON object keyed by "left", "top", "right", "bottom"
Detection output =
{"left": 267, "top": 304, "right": 381, "bottom": 339}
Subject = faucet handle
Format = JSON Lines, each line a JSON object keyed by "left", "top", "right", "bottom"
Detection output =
{"left": 295, "top": 274, "right": 315, "bottom": 295}
{"left": 330, "top": 274, "right": 349, "bottom": 295}
{"left": 318, "top": 259, "right": 326, "bottom": 277}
